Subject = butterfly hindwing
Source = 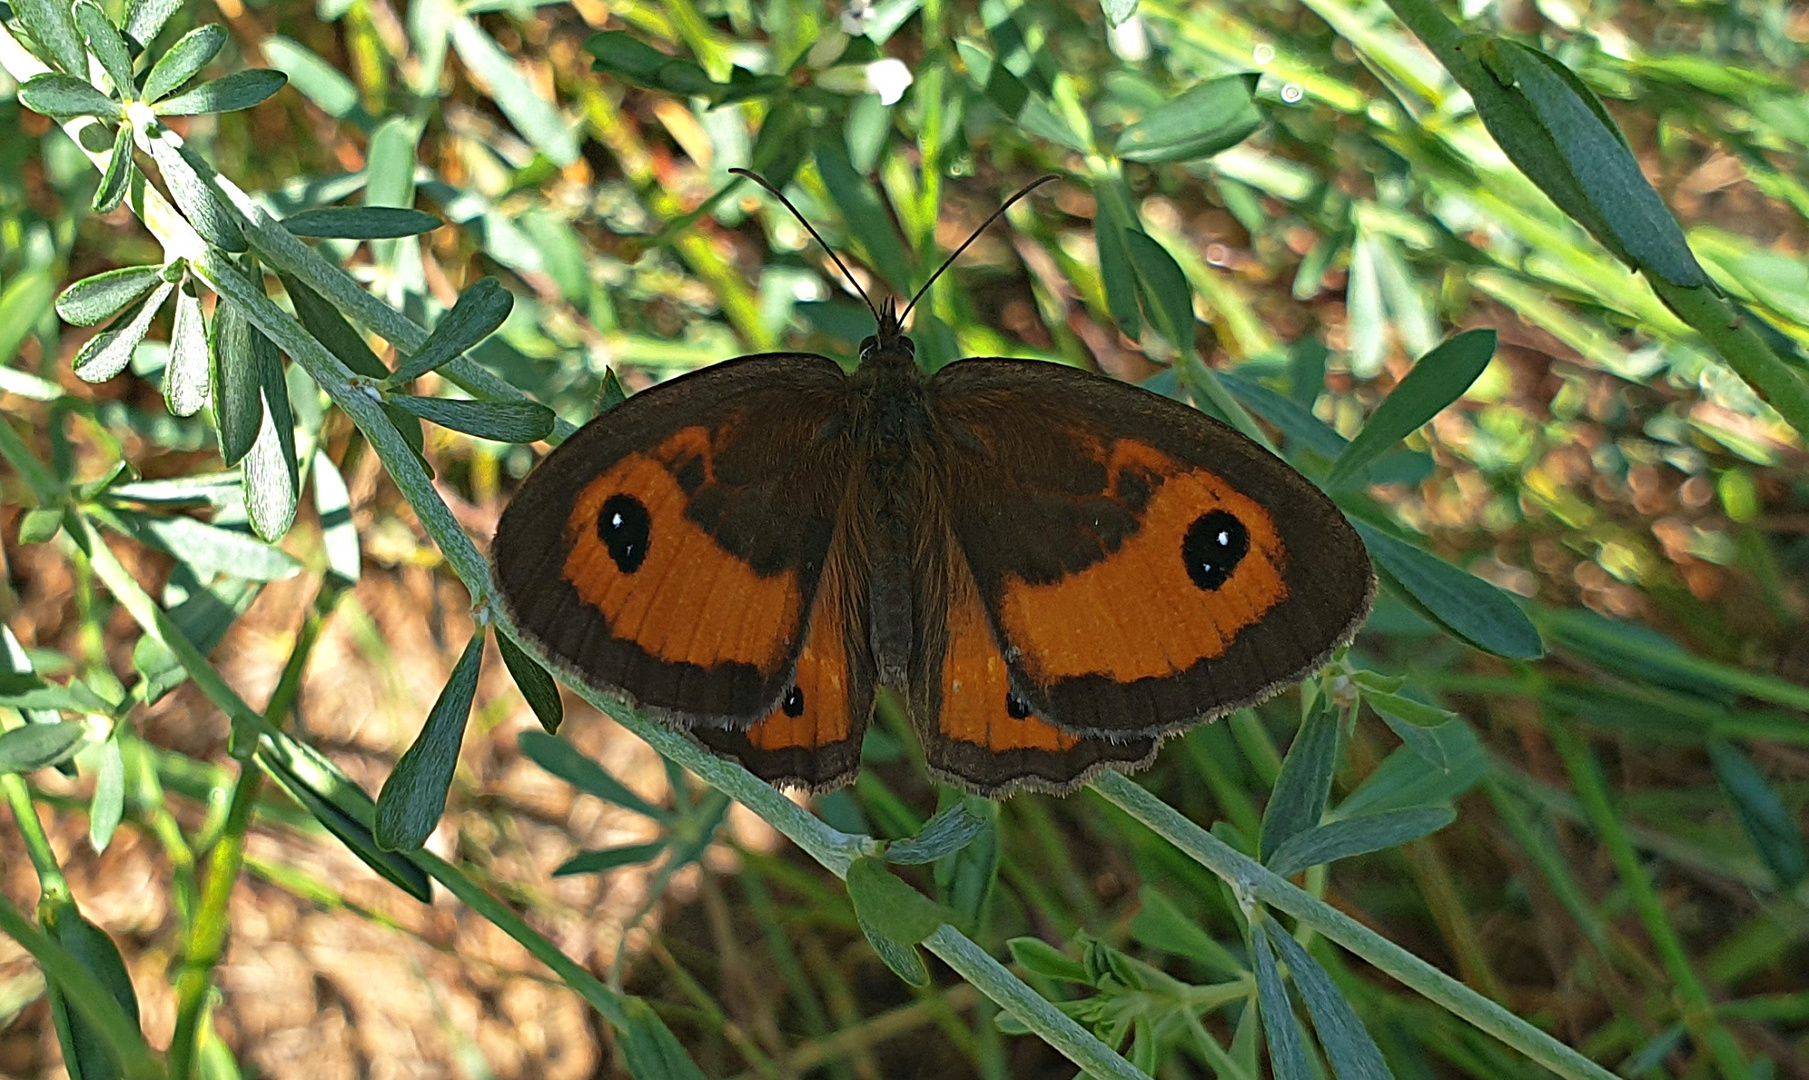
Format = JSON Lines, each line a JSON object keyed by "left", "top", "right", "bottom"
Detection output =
{"left": 693, "top": 523, "right": 876, "bottom": 790}
{"left": 907, "top": 510, "right": 1159, "bottom": 796}
{"left": 491, "top": 354, "right": 858, "bottom": 726}
{"left": 928, "top": 358, "right": 1374, "bottom": 738}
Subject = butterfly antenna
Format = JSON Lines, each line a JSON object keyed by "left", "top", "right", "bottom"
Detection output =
{"left": 730, "top": 167, "right": 879, "bottom": 324}
{"left": 898, "top": 173, "right": 1061, "bottom": 324}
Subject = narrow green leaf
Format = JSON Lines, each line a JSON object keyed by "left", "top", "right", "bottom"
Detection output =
{"left": 748, "top": 98, "right": 811, "bottom": 188}
{"left": 116, "top": 510, "right": 301, "bottom": 581}
{"left": 142, "top": 23, "right": 227, "bottom": 102}
{"left": 1365, "top": 691, "right": 1461, "bottom": 772}
{"left": 282, "top": 206, "right": 442, "bottom": 239}
{"left": 145, "top": 132, "right": 246, "bottom": 252}
{"left": 240, "top": 327, "right": 299, "bottom": 540}
{"left": 365, "top": 116, "right": 420, "bottom": 209}
{"left": 153, "top": 69, "right": 288, "bottom": 116}
{"left": 1123, "top": 229, "right": 1196, "bottom": 356}
{"left": 815, "top": 140, "right": 911, "bottom": 295}
{"left": 73, "top": 1, "right": 135, "bottom": 98}
{"left": 1709, "top": 739, "right": 1808, "bottom": 888}
{"left": 131, "top": 574, "right": 259, "bottom": 704}
{"left": 58, "top": 266, "right": 165, "bottom": 327}
{"left": 72, "top": 282, "right": 173, "bottom": 384}
{"left": 0, "top": 722, "right": 88, "bottom": 773}
{"left": 597, "top": 368, "right": 628, "bottom": 413}
{"left": 0, "top": 681, "right": 113, "bottom": 713}
{"left": 1007, "top": 937, "right": 1091, "bottom": 983}
{"left": 517, "top": 729, "right": 666, "bottom": 820}
{"left": 385, "top": 394, "right": 555, "bottom": 443}
{"left": 1128, "top": 886, "right": 1246, "bottom": 978}
{"left": 448, "top": 17, "right": 577, "bottom": 165}
{"left": 585, "top": 30, "right": 679, "bottom": 83}
{"left": 89, "top": 737, "right": 126, "bottom": 852}
{"left": 1253, "top": 923, "right": 1313, "bottom": 1080}
{"left": 496, "top": 632, "right": 561, "bottom": 734}
{"left": 10, "top": 0, "right": 87, "bottom": 74}
{"left": 1354, "top": 521, "right": 1544, "bottom": 659}
{"left": 92, "top": 122, "right": 134, "bottom": 214}
{"left": 887, "top": 802, "right": 987, "bottom": 865}
{"left": 1265, "top": 925, "right": 1396, "bottom": 1080}
{"left": 390, "top": 278, "right": 514, "bottom": 384}
{"left": 165, "top": 279, "right": 209, "bottom": 416}
{"left": 1116, "top": 74, "right": 1262, "bottom": 164}
{"left": 312, "top": 450, "right": 361, "bottom": 585}
{"left": 846, "top": 856, "right": 951, "bottom": 948}
{"left": 210, "top": 300, "right": 261, "bottom": 465}
{"left": 122, "top": 0, "right": 184, "bottom": 50}
{"left": 17, "top": 73, "right": 124, "bottom": 120}
{"left": 1334, "top": 719, "right": 1486, "bottom": 820}
{"left": 261, "top": 35, "right": 359, "bottom": 118}
{"left": 254, "top": 730, "right": 434, "bottom": 901}
{"left": 1266, "top": 807, "right": 1456, "bottom": 878}
{"left": 44, "top": 904, "right": 142, "bottom": 1080}
{"left": 618, "top": 996, "right": 711, "bottom": 1080}
{"left": 1093, "top": 177, "right": 1142, "bottom": 337}
{"left": 1460, "top": 36, "right": 1705, "bottom": 287}
{"left": 552, "top": 841, "right": 668, "bottom": 877}
{"left": 375, "top": 631, "right": 484, "bottom": 851}
{"left": 1260, "top": 694, "right": 1339, "bottom": 864}
{"left": 1328, "top": 330, "right": 1496, "bottom": 487}
{"left": 0, "top": 271, "right": 55, "bottom": 368}
{"left": 19, "top": 508, "right": 64, "bottom": 545}
{"left": 931, "top": 796, "right": 997, "bottom": 931}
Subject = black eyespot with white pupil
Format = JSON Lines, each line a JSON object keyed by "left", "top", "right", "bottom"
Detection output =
{"left": 1006, "top": 691, "right": 1033, "bottom": 719}
{"left": 782, "top": 686, "right": 805, "bottom": 717}
{"left": 598, "top": 494, "right": 651, "bottom": 573}
{"left": 1182, "top": 510, "right": 1249, "bottom": 591}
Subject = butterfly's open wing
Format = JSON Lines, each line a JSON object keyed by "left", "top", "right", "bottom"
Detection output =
{"left": 927, "top": 359, "right": 1373, "bottom": 739}
{"left": 492, "top": 355, "right": 858, "bottom": 726}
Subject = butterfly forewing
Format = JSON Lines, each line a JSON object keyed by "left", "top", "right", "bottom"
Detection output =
{"left": 927, "top": 359, "right": 1374, "bottom": 739}
{"left": 491, "top": 354, "right": 859, "bottom": 726}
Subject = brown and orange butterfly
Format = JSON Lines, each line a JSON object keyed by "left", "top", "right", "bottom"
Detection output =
{"left": 491, "top": 172, "right": 1373, "bottom": 797}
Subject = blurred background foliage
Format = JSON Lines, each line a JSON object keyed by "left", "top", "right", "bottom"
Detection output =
{"left": 3, "top": 0, "right": 1809, "bottom": 1074}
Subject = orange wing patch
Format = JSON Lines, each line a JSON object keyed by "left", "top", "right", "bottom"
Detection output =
{"left": 561, "top": 426, "right": 803, "bottom": 673}
{"left": 996, "top": 440, "right": 1287, "bottom": 684}
{"left": 940, "top": 578, "right": 1078, "bottom": 753}
{"left": 742, "top": 563, "right": 853, "bottom": 753}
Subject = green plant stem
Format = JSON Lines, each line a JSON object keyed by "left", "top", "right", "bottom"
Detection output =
{"left": 1087, "top": 770, "right": 1621, "bottom": 1080}
{"left": 1, "top": 772, "right": 71, "bottom": 904}
{"left": 1544, "top": 719, "right": 1753, "bottom": 1080}
{"left": 0, "top": 893, "right": 164, "bottom": 1080}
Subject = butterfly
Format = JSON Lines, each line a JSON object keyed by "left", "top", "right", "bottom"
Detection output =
{"left": 490, "top": 171, "right": 1373, "bottom": 797}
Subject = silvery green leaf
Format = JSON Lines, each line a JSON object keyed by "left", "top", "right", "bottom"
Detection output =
{"left": 72, "top": 282, "right": 173, "bottom": 383}
{"left": 153, "top": 69, "right": 289, "bottom": 115}
{"left": 57, "top": 265, "right": 164, "bottom": 326}
{"left": 17, "top": 74, "right": 124, "bottom": 120}
{"left": 142, "top": 23, "right": 227, "bottom": 102}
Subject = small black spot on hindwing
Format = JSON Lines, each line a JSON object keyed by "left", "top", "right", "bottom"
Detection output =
{"left": 782, "top": 686, "right": 805, "bottom": 717}
{"left": 598, "top": 493, "right": 651, "bottom": 573}
{"left": 1006, "top": 691, "right": 1033, "bottom": 719}
{"left": 1182, "top": 510, "right": 1248, "bottom": 591}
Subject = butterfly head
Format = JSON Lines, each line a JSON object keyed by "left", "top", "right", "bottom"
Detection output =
{"left": 858, "top": 295, "right": 917, "bottom": 370}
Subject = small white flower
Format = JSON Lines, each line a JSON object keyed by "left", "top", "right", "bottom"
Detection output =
{"left": 864, "top": 58, "right": 912, "bottom": 105}
{"left": 818, "top": 57, "right": 913, "bottom": 106}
